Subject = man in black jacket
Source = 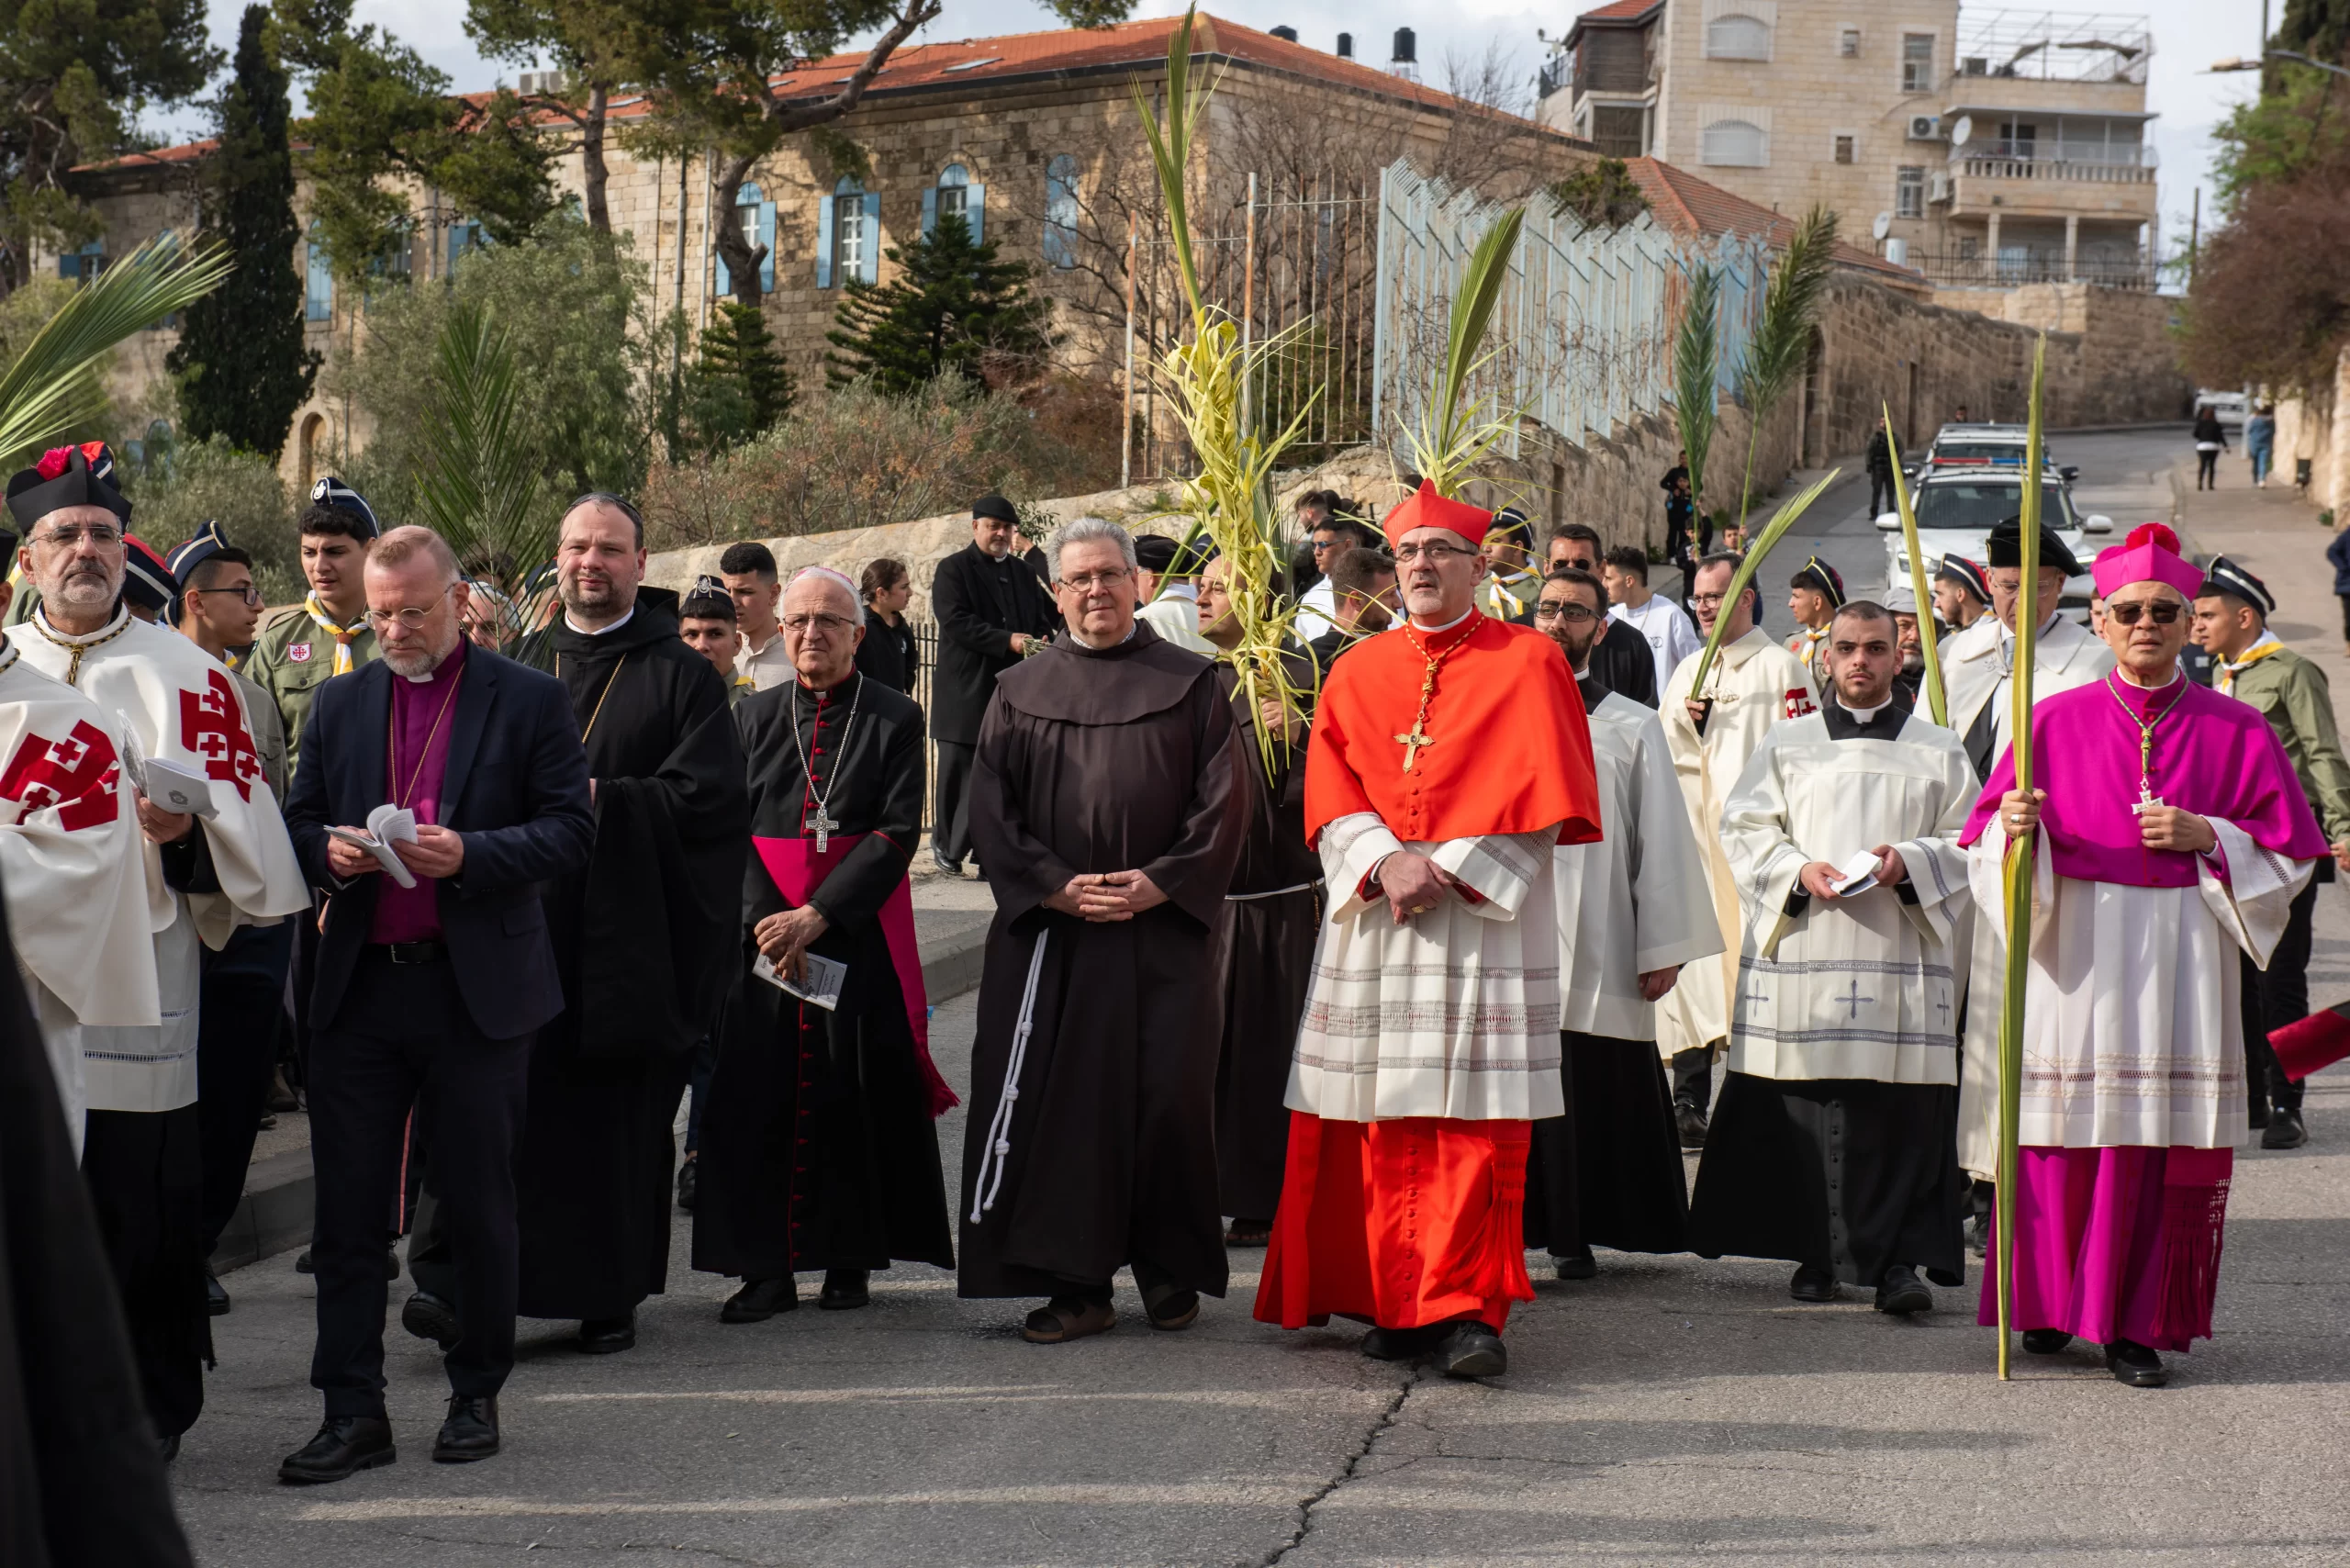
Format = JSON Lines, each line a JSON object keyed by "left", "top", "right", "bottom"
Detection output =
{"left": 927, "top": 495, "right": 1057, "bottom": 876}
{"left": 1866, "top": 414, "right": 1897, "bottom": 519}
{"left": 278, "top": 526, "right": 595, "bottom": 1483}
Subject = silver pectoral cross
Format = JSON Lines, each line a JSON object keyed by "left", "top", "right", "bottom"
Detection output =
{"left": 2132, "top": 783, "right": 2164, "bottom": 816}
{"left": 809, "top": 808, "right": 839, "bottom": 853}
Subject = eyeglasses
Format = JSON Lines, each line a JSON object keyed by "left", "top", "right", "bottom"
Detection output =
{"left": 364, "top": 583, "right": 458, "bottom": 632}
{"left": 1060, "top": 569, "right": 1133, "bottom": 591}
{"left": 1534, "top": 602, "right": 1597, "bottom": 622}
{"left": 34, "top": 522, "right": 121, "bottom": 549}
{"left": 781, "top": 611, "right": 856, "bottom": 633}
{"left": 1392, "top": 543, "right": 1477, "bottom": 565}
{"left": 190, "top": 582, "right": 263, "bottom": 607}
{"left": 1689, "top": 592, "right": 1729, "bottom": 608}
{"left": 2107, "top": 599, "right": 2183, "bottom": 626}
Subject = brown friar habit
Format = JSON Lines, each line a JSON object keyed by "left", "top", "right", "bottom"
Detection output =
{"left": 957, "top": 621, "right": 1247, "bottom": 1299}
{"left": 693, "top": 672, "right": 955, "bottom": 1281}
{"left": 1211, "top": 655, "right": 1324, "bottom": 1226}
{"left": 0, "top": 897, "right": 195, "bottom": 1568}
{"left": 509, "top": 588, "right": 750, "bottom": 1319}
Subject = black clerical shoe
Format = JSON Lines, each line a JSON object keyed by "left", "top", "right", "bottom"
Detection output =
{"left": 401, "top": 1291, "right": 461, "bottom": 1352}
{"left": 207, "top": 1270, "right": 231, "bottom": 1316}
{"left": 675, "top": 1157, "right": 699, "bottom": 1211}
{"left": 431, "top": 1396, "right": 500, "bottom": 1463}
{"left": 1552, "top": 1246, "right": 1598, "bottom": 1281}
{"left": 1437, "top": 1320, "right": 1507, "bottom": 1379}
{"left": 2262, "top": 1106, "right": 2310, "bottom": 1150}
{"left": 1360, "top": 1325, "right": 1442, "bottom": 1361}
{"left": 278, "top": 1416, "right": 396, "bottom": 1484}
{"left": 2021, "top": 1328, "right": 2074, "bottom": 1355}
{"left": 1788, "top": 1265, "right": 1840, "bottom": 1303}
{"left": 2105, "top": 1338, "right": 2168, "bottom": 1388}
{"left": 1873, "top": 1264, "right": 1932, "bottom": 1316}
{"left": 722, "top": 1278, "right": 798, "bottom": 1322}
{"left": 819, "top": 1270, "right": 870, "bottom": 1311}
{"left": 1675, "top": 1103, "right": 1709, "bottom": 1149}
{"left": 576, "top": 1312, "right": 635, "bottom": 1353}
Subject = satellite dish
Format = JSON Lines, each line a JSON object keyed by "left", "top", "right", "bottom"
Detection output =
{"left": 1872, "top": 211, "right": 1894, "bottom": 241}
{"left": 1950, "top": 115, "right": 1975, "bottom": 146}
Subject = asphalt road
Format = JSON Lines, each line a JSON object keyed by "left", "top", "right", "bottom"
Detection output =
{"left": 174, "top": 428, "right": 2350, "bottom": 1567}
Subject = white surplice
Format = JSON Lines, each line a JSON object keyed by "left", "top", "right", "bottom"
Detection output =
{"left": 0, "top": 642, "right": 162, "bottom": 1150}
{"left": 1939, "top": 610, "right": 2114, "bottom": 752}
{"left": 1553, "top": 682, "right": 1720, "bottom": 1041}
{"left": 1721, "top": 707, "right": 1976, "bottom": 1084}
{"left": 1655, "top": 627, "right": 1820, "bottom": 1061}
{"left": 1963, "top": 821, "right": 2314, "bottom": 1156}
{"left": 1289, "top": 811, "right": 1564, "bottom": 1123}
{"left": 18, "top": 609, "right": 308, "bottom": 1113}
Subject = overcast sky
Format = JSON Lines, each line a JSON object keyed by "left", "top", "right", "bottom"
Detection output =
{"left": 176, "top": 0, "right": 2272, "bottom": 262}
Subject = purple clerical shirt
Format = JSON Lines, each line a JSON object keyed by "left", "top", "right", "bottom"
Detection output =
{"left": 369, "top": 638, "right": 467, "bottom": 943}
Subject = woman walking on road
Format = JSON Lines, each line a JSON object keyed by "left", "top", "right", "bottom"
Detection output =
{"left": 2246, "top": 405, "right": 2277, "bottom": 488}
{"left": 2192, "top": 406, "right": 2228, "bottom": 491}
{"left": 2326, "top": 518, "right": 2350, "bottom": 658}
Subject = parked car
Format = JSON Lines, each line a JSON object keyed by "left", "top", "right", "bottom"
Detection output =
{"left": 1907, "top": 423, "right": 2077, "bottom": 484}
{"left": 1877, "top": 468, "right": 2113, "bottom": 618}
{"left": 2195, "top": 390, "right": 2249, "bottom": 431}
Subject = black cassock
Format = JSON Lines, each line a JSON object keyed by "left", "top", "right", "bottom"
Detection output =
{"left": 957, "top": 622, "right": 1247, "bottom": 1299}
{"left": 693, "top": 673, "right": 955, "bottom": 1280}
{"left": 1210, "top": 657, "right": 1323, "bottom": 1226}
{"left": 513, "top": 590, "right": 749, "bottom": 1319}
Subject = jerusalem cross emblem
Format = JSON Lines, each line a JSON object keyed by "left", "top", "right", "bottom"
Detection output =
{"left": 179, "top": 669, "right": 263, "bottom": 801}
{"left": 0, "top": 720, "right": 123, "bottom": 830}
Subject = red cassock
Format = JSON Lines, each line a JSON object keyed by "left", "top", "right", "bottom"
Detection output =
{"left": 1257, "top": 611, "right": 1601, "bottom": 1333}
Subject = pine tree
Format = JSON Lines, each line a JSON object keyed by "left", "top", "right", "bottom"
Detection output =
{"left": 685, "top": 299, "right": 794, "bottom": 452}
{"left": 824, "top": 212, "right": 1055, "bottom": 394}
{"left": 165, "top": 6, "right": 319, "bottom": 457}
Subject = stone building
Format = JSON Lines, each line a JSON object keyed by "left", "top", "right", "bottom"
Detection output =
{"left": 1537, "top": 3, "right": 2158, "bottom": 293}
{"left": 62, "top": 13, "right": 1587, "bottom": 492}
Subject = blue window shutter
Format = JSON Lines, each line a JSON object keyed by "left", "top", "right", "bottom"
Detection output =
{"left": 759, "top": 201, "right": 777, "bottom": 292}
{"left": 815, "top": 196, "right": 834, "bottom": 288}
{"left": 921, "top": 185, "right": 937, "bottom": 240}
{"left": 715, "top": 245, "right": 730, "bottom": 297}
{"left": 859, "top": 192, "right": 880, "bottom": 284}
{"left": 968, "top": 185, "right": 985, "bottom": 246}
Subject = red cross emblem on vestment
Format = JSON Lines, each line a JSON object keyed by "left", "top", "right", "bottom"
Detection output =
{"left": 1784, "top": 689, "right": 1818, "bottom": 719}
{"left": 0, "top": 719, "right": 122, "bottom": 831}
{"left": 179, "top": 669, "right": 263, "bottom": 801}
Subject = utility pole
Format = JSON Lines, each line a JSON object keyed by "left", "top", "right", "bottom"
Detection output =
{"left": 2188, "top": 186, "right": 2200, "bottom": 292}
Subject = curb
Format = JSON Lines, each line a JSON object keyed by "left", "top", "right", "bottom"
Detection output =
{"left": 212, "top": 921, "right": 1000, "bottom": 1279}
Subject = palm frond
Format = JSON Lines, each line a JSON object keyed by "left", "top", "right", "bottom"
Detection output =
{"left": 0, "top": 235, "right": 235, "bottom": 470}
{"left": 1733, "top": 206, "right": 1840, "bottom": 529}
{"left": 1672, "top": 263, "right": 1722, "bottom": 507}
{"left": 413, "top": 300, "right": 547, "bottom": 622}
{"left": 1129, "top": 6, "right": 1215, "bottom": 318}
{"left": 1883, "top": 408, "right": 1946, "bottom": 725}
{"left": 1684, "top": 466, "right": 1841, "bottom": 698}
{"left": 1401, "top": 207, "right": 1527, "bottom": 499}
{"left": 1994, "top": 333, "right": 2049, "bottom": 1381}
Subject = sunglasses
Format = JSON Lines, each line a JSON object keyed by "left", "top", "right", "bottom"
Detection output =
{"left": 2107, "top": 599, "right": 2182, "bottom": 626}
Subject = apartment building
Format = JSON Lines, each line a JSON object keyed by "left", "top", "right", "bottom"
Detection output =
{"left": 1538, "top": 4, "right": 2157, "bottom": 292}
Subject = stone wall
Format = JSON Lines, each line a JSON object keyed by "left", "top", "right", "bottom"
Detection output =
{"left": 2276, "top": 346, "right": 2350, "bottom": 523}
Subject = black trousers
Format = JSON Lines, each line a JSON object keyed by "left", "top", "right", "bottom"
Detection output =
{"left": 196, "top": 920, "right": 297, "bottom": 1256}
{"left": 933, "top": 739, "right": 977, "bottom": 868}
{"left": 308, "top": 949, "right": 531, "bottom": 1421}
{"left": 1868, "top": 473, "right": 1895, "bottom": 517}
{"left": 2197, "top": 449, "right": 2221, "bottom": 487}
{"left": 2242, "top": 879, "right": 2322, "bottom": 1114}
{"left": 1671, "top": 1046, "right": 1714, "bottom": 1111}
{"left": 83, "top": 1103, "right": 207, "bottom": 1439}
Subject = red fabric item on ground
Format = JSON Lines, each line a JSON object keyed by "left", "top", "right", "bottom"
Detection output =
{"left": 2269, "top": 1003, "right": 2350, "bottom": 1082}
{"left": 1254, "top": 1112, "right": 1534, "bottom": 1332}
{"left": 1976, "top": 1144, "right": 2232, "bottom": 1353}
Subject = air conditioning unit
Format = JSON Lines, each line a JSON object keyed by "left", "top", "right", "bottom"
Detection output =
{"left": 1908, "top": 115, "right": 1942, "bottom": 141}
{"left": 517, "top": 69, "right": 567, "bottom": 96}
{"left": 1962, "top": 57, "right": 1988, "bottom": 76}
{"left": 1929, "top": 172, "right": 1951, "bottom": 202}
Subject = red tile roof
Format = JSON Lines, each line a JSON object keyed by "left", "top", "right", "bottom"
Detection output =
{"left": 1624, "top": 157, "right": 1926, "bottom": 286}
{"left": 1563, "top": 0, "right": 1662, "bottom": 49}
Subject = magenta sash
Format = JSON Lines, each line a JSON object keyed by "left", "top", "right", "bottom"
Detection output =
{"left": 751, "top": 833, "right": 959, "bottom": 1116}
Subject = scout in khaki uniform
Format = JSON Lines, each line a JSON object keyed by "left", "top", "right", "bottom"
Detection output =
{"left": 245, "top": 476, "right": 381, "bottom": 778}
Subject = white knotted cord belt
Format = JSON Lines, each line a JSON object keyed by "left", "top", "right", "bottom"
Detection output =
{"left": 968, "top": 928, "right": 1049, "bottom": 1224}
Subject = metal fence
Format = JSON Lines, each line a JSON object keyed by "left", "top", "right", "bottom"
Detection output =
{"left": 1904, "top": 249, "right": 2158, "bottom": 291}
{"left": 1369, "top": 162, "right": 1774, "bottom": 459}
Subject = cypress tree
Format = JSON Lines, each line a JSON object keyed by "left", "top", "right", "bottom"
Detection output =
{"left": 685, "top": 300, "right": 794, "bottom": 451}
{"left": 167, "top": 6, "right": 319, "bottom": 457}
{"left": 824, "top": 211, "right": 1054, "bottom": 394}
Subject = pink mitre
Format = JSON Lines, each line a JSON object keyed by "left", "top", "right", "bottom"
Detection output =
{"left": 2092, "top": 522, "right": 2202, "bottom": 599}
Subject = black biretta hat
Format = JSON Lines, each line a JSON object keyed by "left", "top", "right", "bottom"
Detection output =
{"left": 7, "top": 442, "right": 131, "bottom": 532}
{"left": 2199, "top": 554, "right": 2275, "bottom": 616}
{"left": 1984, "top": 515, "right": 2081, "bottom": 577}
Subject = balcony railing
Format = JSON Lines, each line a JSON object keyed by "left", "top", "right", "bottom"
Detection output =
{"left": 1959, "top": 155, "right": 2156, "bottom": 185}
{"left": 1974, "top": 140, "right": 2156, "bottom": 167}
{"left": 1906, "top": 248, "right": 2156, "bottom": 290}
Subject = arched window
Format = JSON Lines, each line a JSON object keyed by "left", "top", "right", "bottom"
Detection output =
{"left": 1706, "top": 14, "right": 1772, "bottom": 61}
{"left": 817, "top": 175, "right": 879, "bottom": 288}
{"left": 1700, "top": 119, "right": 1768, "bottom": 167}
{"left": 1044, "top": 153, "right": 1080, "bottom": 269}
{"left": 719, "top": 182, "right": 776, "bottom": 295}
{"left": 923, "top": 162, "right": 987, "bottom": 244}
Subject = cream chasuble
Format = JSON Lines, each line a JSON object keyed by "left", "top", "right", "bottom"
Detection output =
{"left": 1656, "top": 626, "right": 1818, "bottom": 1062}
{"left": 1553, "top": 687, "right": 1720, "bottom": 1041}
{"left": 1720, "top": 707, "right": 1975, "bottom": 1084}
{"left": 0, "top": 643, "right": 162, "bottom": 1148}
{"left": 1939, "top": 610, "right": 2114, "bottom": 756}
{"left": 19, "top": 609, "right": 308, "bottom": 1113}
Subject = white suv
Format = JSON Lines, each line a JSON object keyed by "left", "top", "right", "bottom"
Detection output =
{"left": 1877, "top": 467, "right": 2113, "bottom": 615}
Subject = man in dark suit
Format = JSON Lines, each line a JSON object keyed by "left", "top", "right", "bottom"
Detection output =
{"left": 276, "top": 526, "right": 594, "bottom": 1484}
{"left": 926, "top": 495, "right": 1057, "bottom": 876}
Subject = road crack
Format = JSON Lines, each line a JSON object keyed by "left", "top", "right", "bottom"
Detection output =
{"left": 1257, "top": 1365, "right": 1420, "bottom": 1567}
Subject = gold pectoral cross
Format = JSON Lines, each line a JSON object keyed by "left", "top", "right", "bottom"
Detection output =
{"left": 1393, "top": 721, "right": 1435, "bottom": 772}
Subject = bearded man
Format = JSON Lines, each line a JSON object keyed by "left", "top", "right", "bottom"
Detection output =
{"left": 11, "top": 442, "right": 308, "bottom": 1458}
{"left": 1255, "top": 484, "right": 1602, "bottom": 1378}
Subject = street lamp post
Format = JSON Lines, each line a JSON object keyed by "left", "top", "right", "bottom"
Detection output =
{"left": 2208, "top": 50, "right": 2350, "bottom": 79}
